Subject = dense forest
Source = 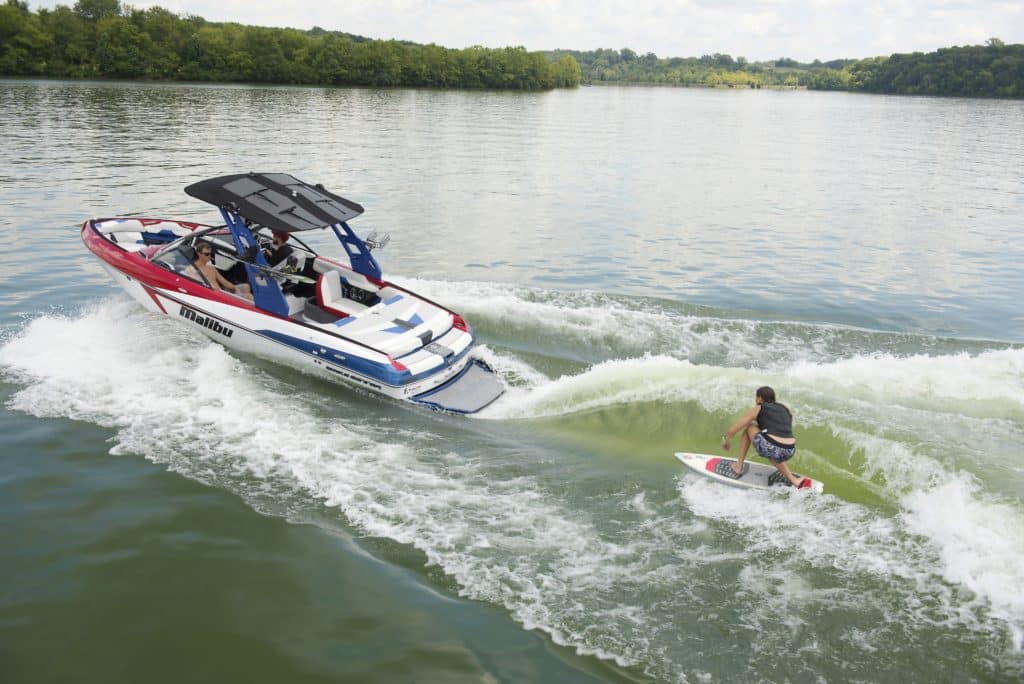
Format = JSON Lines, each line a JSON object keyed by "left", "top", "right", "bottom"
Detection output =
{"left": 804, "top": 40, "right": 1024, "bottom": 97}
{"left": 550, "top": 40, "right": 1023, "bottom": 97}
{"left": 0, "top": 0, "right": 581, "bottom": 89}
{"left": 2, "top": 0, "right": 1021, "bottom": 97}
{"left": 546, "top": 47, "right": 821, "bottom": 88}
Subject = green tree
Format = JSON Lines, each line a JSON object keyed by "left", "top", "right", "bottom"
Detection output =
{"left": 553, "top": 55, "right": 581, "bottom": 86}
{"left": 0, "top": 0, "right": 53, "bottom": 74}
{"left": 307, "top": 33, "right": 355, "bottom": 85}
{"left": 38, "top": 5, "right": 91, "bottom": 76}
{"left": 95, "top": 14, "right": 147, "bottom": 77}
{"left": 131, "top": 5, "right": 185, "bottom": 77}
{"left": 73, "top": 0, "right": 120, "bottom": 22}
{"left": 0, "top": 2, "right": 605, "bottom": 90}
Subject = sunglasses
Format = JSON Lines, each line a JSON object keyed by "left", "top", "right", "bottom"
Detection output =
{"left": 198, "top": 249, "right": 212, "bottom": 256}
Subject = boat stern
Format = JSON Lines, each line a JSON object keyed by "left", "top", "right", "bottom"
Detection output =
{"left": 409, "top": 359, "right": 505, "bottom": 414}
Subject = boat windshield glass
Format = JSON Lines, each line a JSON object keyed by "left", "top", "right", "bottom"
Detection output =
{"left": 152, "top": 244, "right": 199, "bottom": 277}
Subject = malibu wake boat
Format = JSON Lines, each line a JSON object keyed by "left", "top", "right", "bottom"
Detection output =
{"left": 81, "top": 172, "right": 505, "bottom": 413}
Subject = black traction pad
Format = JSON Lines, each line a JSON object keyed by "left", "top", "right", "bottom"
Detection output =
{"left": 715, "top": 460, "right": 748, "bottom": 479}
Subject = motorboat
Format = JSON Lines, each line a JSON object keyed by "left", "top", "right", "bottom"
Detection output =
{"left": 81, "top": 172, "right": 505, "bottom": 413}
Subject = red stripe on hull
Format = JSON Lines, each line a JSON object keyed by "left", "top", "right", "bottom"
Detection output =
{"left": 142, "top": 284, "right": 167, "bottom": 314}
{"left": 81, "top": 219, "right": 265, "bottom": 315}
{"left": 705, "top": 457, "right": 721, "bottom": 472}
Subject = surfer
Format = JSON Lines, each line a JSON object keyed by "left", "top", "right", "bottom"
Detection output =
{"left": 721, "top": 386, "right": 809, "bottom": 488}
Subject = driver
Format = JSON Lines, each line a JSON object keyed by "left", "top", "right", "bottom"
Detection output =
{"left": 263, "top": 230, "right": 294, "bottom": 267}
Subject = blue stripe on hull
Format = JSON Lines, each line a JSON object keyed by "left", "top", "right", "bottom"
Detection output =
{"left": 256, "top": 329, "right": 410, "bottom": 385}
{"left": 145, "top": 287, "right": 486, "bottom": 403}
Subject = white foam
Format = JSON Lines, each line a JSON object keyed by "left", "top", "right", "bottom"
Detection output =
{"left": 680, "top": 470, "right": 1024, "bottom": 651}
{"left": 786, "top": 349, "right": 1024, "bottom": 420}
{"left": 397, "top": 277, "right": 670, "bottom": 350}
{"left": 902, "top": 477, "right": 1024, "bottom": 649}
{"left": 398, "top": 277, "right": 1021, "bottom": 372}
{"left": 396, "top": 277, "right": 802, "bottom": 367}
{"left": 0, "top": 302, "right": 696, "bottom": 678}
{"left": 4, "top": 296, "right": 1023, "bottom": 677}
{"left": 827, "top": 426, "right": 942, "bottom": 490}
{"left": 470, "top": 343, "right": 549, "bottom": 389}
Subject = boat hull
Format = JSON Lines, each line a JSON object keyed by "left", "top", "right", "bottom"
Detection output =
{"left": 85, "top": 221, "right": 504, "bottom": 413}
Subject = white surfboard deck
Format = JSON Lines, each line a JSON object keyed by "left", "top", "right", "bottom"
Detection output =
{"left": 674, "top": 452, "right": 824, "bottom": 493}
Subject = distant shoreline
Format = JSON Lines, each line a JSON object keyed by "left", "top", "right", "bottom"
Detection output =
{"left": 2, "top": 3, "right": 1020, "bottom": 98}
{"left": 0, "top": 4, "right": 580, "bottom": 91}
{"left": 582, "top": 81, "right": 807, "bottom": 91}
{"left": 555, "top": 41, "right": 1023, "bottom": 98}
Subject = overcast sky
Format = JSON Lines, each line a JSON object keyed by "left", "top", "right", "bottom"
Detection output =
{"left": 37, "top": 0, "right": 1024, "bottom": 62}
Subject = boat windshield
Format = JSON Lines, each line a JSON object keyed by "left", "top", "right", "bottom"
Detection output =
{"left": 148, "top": 226, "right": 223, "bottom": 261}
{"left": 152, "top": 243, "right": 200, "bottom": 277}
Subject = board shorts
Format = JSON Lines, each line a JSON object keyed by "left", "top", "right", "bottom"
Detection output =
{"left": 753, "top": 432, "right": 796, "bottom": 464}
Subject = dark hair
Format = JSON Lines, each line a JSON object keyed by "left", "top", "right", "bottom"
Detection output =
{"left": 756, "top": 386, "right": 792, "bottom": 417}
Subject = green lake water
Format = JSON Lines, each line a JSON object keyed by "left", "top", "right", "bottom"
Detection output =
{"left": 1, "top": 80, "right": 1023, "bottom": 682}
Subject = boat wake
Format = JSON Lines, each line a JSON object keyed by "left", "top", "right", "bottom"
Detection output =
{"left": 2, "top": 288, "right": 1023, "bottom": 680}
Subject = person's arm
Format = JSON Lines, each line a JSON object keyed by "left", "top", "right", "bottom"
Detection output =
{"left": 721, "top": 406, "right": 760, "bottom": 448}
{"left": 213, "top": 270, "right": 239, "bottom": 293}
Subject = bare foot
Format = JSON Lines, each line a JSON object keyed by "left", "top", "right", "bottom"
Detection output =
{"left": 731, "top": 463, "right": 744, "bottom": 476}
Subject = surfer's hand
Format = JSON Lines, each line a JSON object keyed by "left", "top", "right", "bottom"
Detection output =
{"left": 722, "top": 435, "right": 731, "bottom": 451}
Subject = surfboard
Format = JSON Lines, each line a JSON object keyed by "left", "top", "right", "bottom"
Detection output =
{"left": 674, "top": 452, "right": 824, "bottom": 493}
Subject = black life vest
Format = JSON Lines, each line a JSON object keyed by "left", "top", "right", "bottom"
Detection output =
{"left": 757, "top": 402, "right": 793, "bottom": 438}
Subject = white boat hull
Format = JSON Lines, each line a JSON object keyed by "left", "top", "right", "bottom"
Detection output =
{"left": 89, "top": 222, "right": 503, "bottom": 413}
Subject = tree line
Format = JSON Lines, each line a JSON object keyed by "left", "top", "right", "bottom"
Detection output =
{"left": 548, "top": 47, "right": 787, "bottom": 88}
{"left": 551, "top": 41, "right": 1023, "bottom": 97}
{"left": 0, "top": 0, "right": 582, "bottom": 89}
{"left": 802, "top": 39, "right": 1023, "bottom": 97}
{"left": 3, "top": 0, "right": 1020, "bottom": 97}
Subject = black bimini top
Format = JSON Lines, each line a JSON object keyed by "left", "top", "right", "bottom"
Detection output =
{"left": 184, "top": 173, "right": 364, "bottom": 233}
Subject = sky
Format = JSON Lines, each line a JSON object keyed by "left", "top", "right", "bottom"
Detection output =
{"left": 35, "top": 1, "right": 1024, "bottom": 62}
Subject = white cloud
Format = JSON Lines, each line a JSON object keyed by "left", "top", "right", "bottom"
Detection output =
{"left": 31, "top": 0, "right": 1024, "bottom": 61}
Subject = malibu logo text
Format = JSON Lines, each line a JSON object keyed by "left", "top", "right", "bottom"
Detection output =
{"left": 179, "top": 306, "right": 234, "bottom": 338}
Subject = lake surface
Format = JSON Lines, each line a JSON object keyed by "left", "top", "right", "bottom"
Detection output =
{"left": 1, "top": 79, "right": 1023, "bottom": 683}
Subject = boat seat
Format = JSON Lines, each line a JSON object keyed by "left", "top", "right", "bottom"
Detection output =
{"left": 211, "top": 252, "right": 233, "bottom": 270}
{"left": 317, "top": 270, "right": 369, "bottom": 318}
{"left": 301, "top": 299, "right": 339, "bottom": 324}
{"left": 317, "top": 270, "right": 349, "bottom": 318}
{"left": 283, "top": 294, "right": 306, "bottom": 317}
{"left": 109, "top": 231, "right": 144, "bottom": 245}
